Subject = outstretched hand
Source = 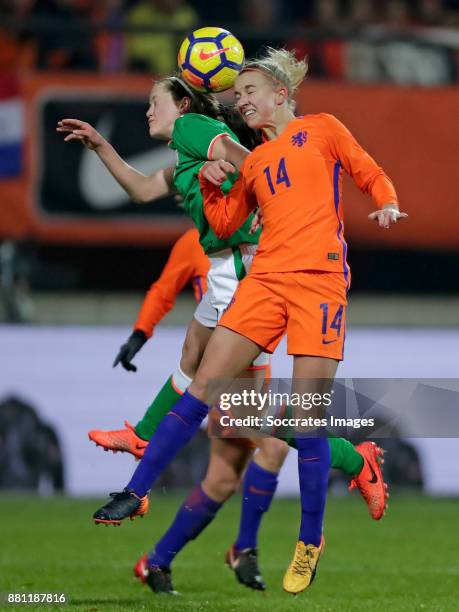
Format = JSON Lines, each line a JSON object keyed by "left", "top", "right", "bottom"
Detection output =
{"left": 56, "top": 118, "right": 105, "bottom": 151}
{"left": 368, "top": 205, "right": 408, "bottom": 229}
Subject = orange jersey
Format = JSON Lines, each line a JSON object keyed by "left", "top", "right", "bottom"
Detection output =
{"left": 201, "top": 113, "right": 398, "bottom": 282}
{"left": 134, "top": 228, "right": 209, "bottom": 338}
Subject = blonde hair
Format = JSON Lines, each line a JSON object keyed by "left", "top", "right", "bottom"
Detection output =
{"left": 241, "top": 48, "right": 308, "bottom": 106}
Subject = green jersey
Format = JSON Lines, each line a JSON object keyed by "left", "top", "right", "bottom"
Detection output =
{"left": 170, "top": 113, "right": 260, "bottom": 255}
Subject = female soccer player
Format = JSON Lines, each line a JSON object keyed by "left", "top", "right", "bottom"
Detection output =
{"left": 91, "top": 50, "right": 404, "bottom": 594}
{"left": 57, "top": 79, "right": 289, "bottom": 593}
{"left": 89, "top": 223, "right": 385, "bottom": 595}
{"left": 199, "top": 49, "right": 407, "bottom": 593}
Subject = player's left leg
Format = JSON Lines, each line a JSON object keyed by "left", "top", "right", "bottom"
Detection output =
{"left": 227, "top": 437, "right": 288, "bottom": 590}
{"left": 283, "top": 355, "right": 337, "bottom": 595}
{"left": 135, "top": 437, "right": 253, "bottom": 595}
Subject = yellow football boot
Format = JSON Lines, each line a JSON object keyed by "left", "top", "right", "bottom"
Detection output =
{"left": 282, "top": 537, "right": 325, "bottom": 595}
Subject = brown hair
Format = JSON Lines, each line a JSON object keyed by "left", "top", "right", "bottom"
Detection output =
{"left": 159, "top": 76, "right": 262, "bottom": 151}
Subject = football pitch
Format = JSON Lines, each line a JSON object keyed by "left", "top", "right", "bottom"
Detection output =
{"left": 1, "top": 493, "right": 458, "bottom": 611}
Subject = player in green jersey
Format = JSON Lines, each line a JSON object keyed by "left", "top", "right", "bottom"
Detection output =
{"left": 58, "top": 76, "right": 386, "bottom": 596}
{"left": 58, "top": 77, "right": 289, "bottom": 592}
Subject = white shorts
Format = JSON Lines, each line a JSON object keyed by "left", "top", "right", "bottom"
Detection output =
{"left": 194, "top": 244, "right": 269, "bottom": 368}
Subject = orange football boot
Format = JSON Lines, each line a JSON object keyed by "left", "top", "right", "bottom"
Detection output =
{"left": 349, "top": 441, "right": 389, "bottom": 520}
{"left": 88, "top": 421, "right": 148, "bottom": 459}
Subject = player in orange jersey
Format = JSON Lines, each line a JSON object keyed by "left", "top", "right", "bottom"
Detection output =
{"left": 111, "top": 227, "right": 209, "bottom": 375}
{"left": 103, "top": 48, "right": 402, "bottom": 593}
{"left": 196, "top": 48, "right": 406, "bottom": 593}
{"left": 85, "top": 67, "right": 392, "bottom": 595}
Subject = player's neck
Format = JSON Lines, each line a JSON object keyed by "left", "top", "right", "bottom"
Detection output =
{"left": 261, "top": 109, "right": 295, "bottom": 141}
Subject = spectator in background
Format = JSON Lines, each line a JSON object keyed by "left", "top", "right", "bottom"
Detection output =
{"left": 288, "top": 0, "right": 346, "bottom": 79}
{"left": 379, "top": 0, "right": 455, "bottom": 84}
{"left": 27, "top": 0, "right": 97, "bottom": 70}
{"left": 126, "top": 0, "right": 198, "bottom": 75}
{"left": 238, "top": 0, "right": 284, "bottom": 58}
{"left": 415, "top": 0, "right": 448, "bottom": 25}
{"left": 345, "top": 0, "right": 381, "bottom": 82}
{"left": 313, "top": 0, "right": 344, "bottom": 26}
{"left": 348, "top": 0, "right": 455, "bottom": 84}
{"left": 91, "top": 0, "right": 126, "bottom": 73}
{"left": 384, "top": 0, "right": 413, "bottom": 29}
{"left": 0, "top": 0, "right": 35, "bottom": 73}
{"left": 345, "top": 0, "right": 378, "bottom": 28}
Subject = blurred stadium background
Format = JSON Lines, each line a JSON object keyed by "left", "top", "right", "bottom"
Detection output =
{"left": 1, "top": 0, "right": 458, "bottom": 609}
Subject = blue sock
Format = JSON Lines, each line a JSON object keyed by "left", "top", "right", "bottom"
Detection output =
{"left": 234, "top": 461, "right": 278, "bottom": 551}
{"left": 147, "top": 484, "right": 222, "bottom": 569}
{"left": 126, "top": 391, "right": 209, "bottom": 497}
{"left": 296, "top": 437, "right": 330, "bottom": 547}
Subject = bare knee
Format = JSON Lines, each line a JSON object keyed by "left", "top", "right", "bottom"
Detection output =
{"left": 202, "top": 471, "right": 240, "bottom": 503}
{"left": 180, "top": 336, "right": 201, "bottom": 377}
{"left": 188, "top": 355, "right": 223, "bottom": 402}
{"left": 202, "top": 440, "right": 250, "bottom": 502}
{"left": 180, "top": 322, "right": 210, "bottom": 377}
{"left": 255, "top": 439, "right": 289, "bottom": 473}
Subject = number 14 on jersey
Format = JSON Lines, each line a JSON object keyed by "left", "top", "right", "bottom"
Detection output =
{"left": 263, "top": 157, "right": 291, "bottom": 196}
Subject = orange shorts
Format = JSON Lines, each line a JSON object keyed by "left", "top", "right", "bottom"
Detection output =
{"left": 218, "top": 271, "right": 348, "bottom": 360}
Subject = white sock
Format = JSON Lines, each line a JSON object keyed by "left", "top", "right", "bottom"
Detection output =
{"left": 171, "top": 364, "right": 192, "bottom": 394}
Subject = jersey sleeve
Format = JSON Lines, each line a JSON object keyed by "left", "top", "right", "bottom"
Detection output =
{"left": 200, "top": 163, "right": 258, "bottom": 239}
{"left": 172, "top": 114, "right": 236, "bottom": 160}
{"left": 321, "top": 113, "right": 398, "bottom": 209}
{"left": 134, "top": 229, "right": 208, "bottom": 337}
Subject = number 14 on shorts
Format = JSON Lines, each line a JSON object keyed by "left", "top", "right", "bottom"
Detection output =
{"left": 320, "top": 303, "right": 344, "bottom": 344}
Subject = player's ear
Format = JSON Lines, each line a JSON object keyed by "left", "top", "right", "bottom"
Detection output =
{"left": 179, "top": 96, "right": 192, "bottom": 114}
{"left": 275, "top": 86, "right": 288, "bottom": 106}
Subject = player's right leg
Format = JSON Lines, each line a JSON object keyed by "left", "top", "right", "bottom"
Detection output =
{"left": 135, "top": 437, "right": 253, "bottom": 595}
{"left": 92, "top": 326, "right": 262, "bottom": 523}
{"left": 88, "top": 318, "right": 212, "bottom": 457}
{"left": 212, "top": 272, "right": 333, "bottom": 594}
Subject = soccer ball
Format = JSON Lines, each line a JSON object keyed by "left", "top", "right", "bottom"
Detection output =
{"left": 178, "top": 27, "right": 245, "bottom": 93}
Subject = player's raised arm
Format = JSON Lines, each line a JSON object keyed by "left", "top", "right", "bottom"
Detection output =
{"left": 321, "top": 113, "right": 408, "bottom": 228}
{"left": 199, "top": 161, "right": 258, "bottom": 239}
{"left": 57, "top": 118, "right": 175, "bottom": 204}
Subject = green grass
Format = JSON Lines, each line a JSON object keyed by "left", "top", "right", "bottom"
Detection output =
{"left": 1, "top": 493, "right": 458, "bottom": 611}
